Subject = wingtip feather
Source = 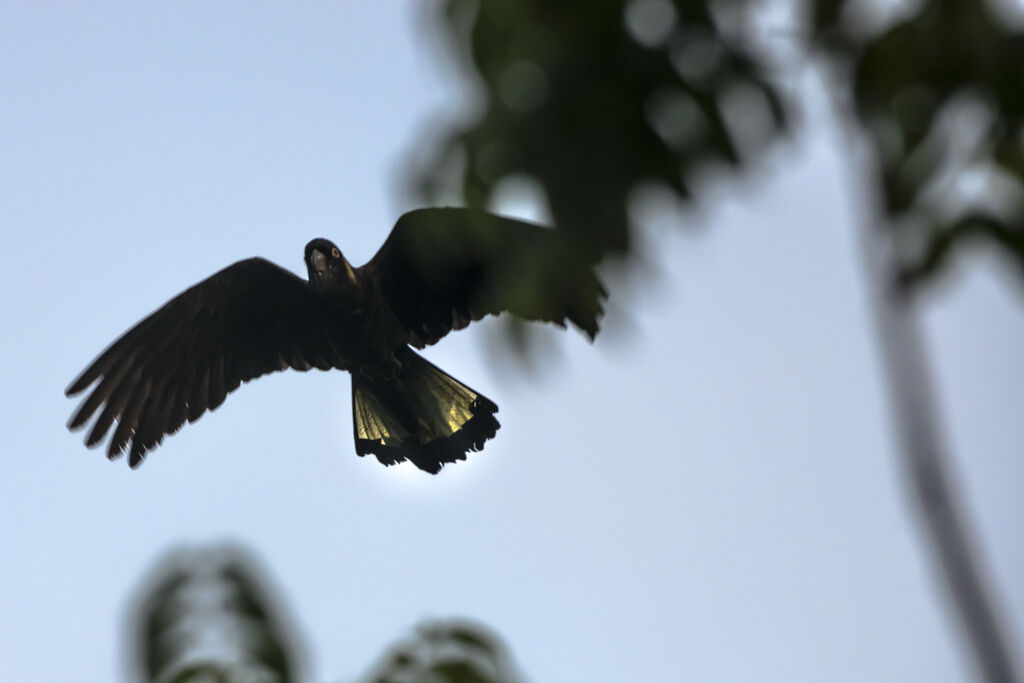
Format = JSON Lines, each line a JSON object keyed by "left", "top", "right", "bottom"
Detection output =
{"left": 66, "top": 365, "right": 100, "bottom": 397}
{"left": 67, "top": 400, "right": 95, "bottom": 432}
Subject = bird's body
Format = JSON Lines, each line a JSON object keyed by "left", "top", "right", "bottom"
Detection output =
{"left": 66, "top": 208, "right": 606, "bottom": 473}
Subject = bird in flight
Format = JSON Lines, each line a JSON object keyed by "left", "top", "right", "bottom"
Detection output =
{"left": 66, "top": 208, "right": 606, "bottom": 473}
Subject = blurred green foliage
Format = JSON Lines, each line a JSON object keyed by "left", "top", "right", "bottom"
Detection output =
{"left": 416, "top": 0, "right": 788, "bottom": 262}
{"left": 814, "top": 0, "right": 1024, "bottom": 288}
{"left": 135, "top": 547, "right": 298, "bottom": 683}
{"left": 416, "top": 0, "right": 1024, "bottom": 298}
{"left": 360, "top": 620, "right": 523, "bottom": 683}
{"left": 132, "top": 545, "right": 520, "bottom": 683}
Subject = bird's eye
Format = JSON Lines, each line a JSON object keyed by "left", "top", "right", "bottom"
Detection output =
{"left": 331, "top": 247, "right": 341, "bottom": 259}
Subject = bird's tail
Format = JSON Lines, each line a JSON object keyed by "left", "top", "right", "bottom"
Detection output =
{"left": 351, "top": 349, "right": 500, "bottom": 474}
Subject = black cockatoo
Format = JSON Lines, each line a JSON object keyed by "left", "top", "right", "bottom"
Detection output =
{"left": 66, "top": 208, "right": 606, "bottom": 473}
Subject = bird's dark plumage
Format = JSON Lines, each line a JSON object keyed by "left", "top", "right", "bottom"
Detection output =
{"left": 66, "top": 207, "right": 606, "bottom": 472}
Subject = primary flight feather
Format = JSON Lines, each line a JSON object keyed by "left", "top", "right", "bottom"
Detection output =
{"left": 66, "top": 207, "right": 606, "bottom": 473}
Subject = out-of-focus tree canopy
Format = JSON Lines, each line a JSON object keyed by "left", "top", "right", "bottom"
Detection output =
{"left": 415, "top": 0, "right": 1024, "bottom": 297}
{"left": 813, "top": 0, "right": 1024, "bottom": 289}
{"left": 131, "top": 545, "right": 521, "bottom": 683}
{"left": 416, "top": 0, "right": 788, "bottom": 263}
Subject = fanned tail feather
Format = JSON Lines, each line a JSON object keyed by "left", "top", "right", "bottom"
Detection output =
{"left": 351, "top": 350, "right": 499, "bottom": 473}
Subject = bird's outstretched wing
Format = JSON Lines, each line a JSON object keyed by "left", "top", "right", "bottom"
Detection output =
{"left": 363, "top": 208, "right": 607, "bottom": 348}
{"left": 66, "top": 258, "right": 343, "bottom": 467}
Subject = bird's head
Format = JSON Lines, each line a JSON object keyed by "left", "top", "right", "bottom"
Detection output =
{"left": 304, "top": 238, "right": 358, "bottom": 291}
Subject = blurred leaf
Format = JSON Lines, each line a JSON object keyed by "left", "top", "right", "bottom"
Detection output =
{"left": 133, "top": 546, "right": 298, "bottom": 683}
{"left": 897, "top": 210, "right": 1024, "bottom": 287}
{"left": 360, "top": 618, "right": 523, "bottom": 683}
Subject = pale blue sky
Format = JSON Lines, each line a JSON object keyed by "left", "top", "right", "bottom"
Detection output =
{"left": 1, "top": 2, "right": 1022, "bottom": 681}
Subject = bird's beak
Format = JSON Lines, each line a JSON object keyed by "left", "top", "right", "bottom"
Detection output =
{"left": 311, "top": 250, "right": 327, "bottom": 276}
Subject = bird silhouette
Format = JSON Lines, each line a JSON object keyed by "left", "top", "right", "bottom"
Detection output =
{"left": 66, "top": 208, "right": 606, "bottom": 473}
